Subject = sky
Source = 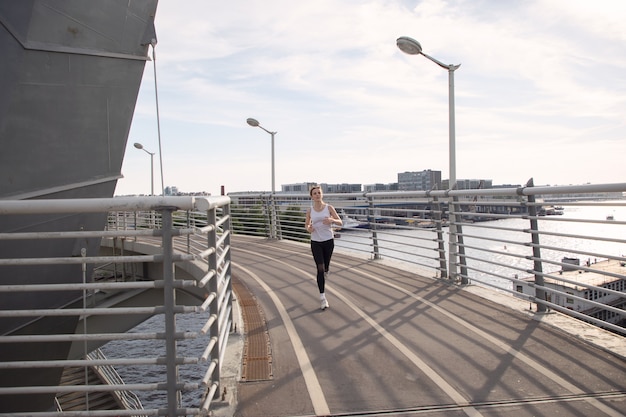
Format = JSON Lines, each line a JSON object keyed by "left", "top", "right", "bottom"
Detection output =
{"left": 115, "top": 0, "right": 626, "bottom": 196}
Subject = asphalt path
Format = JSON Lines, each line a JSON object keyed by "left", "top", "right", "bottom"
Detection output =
{"left": 224, "top": 236, "right": 626, "bottom": 417}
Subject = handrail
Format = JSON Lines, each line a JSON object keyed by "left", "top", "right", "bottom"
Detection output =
{"left": 0, "top": 196, "right": 232, "bottom": 415}
{"left": 228, "top": 182, "right": 626, "bottom": 335}
{"left": 87, "top": 349, "right": 145, "bottom": 412}
{"left": 0, "top": 195, "right": 229, "bottom": 214}
{"left": 1, "top": 187, "right": 624, "bottom": 414}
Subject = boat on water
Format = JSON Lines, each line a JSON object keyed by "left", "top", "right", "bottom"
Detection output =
{"left": 516, "top": 257, "right": 626, "bottom": 328}
{"left": 0, "top": 1, "right": 158, "bottom": 412}
{"left": 538, "top": 206, "right": 564, "bottom": 216}
{"left": 336, "top": 211, "right": 368, "bottom": 230}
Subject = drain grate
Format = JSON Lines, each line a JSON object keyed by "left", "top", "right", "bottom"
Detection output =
{"left": 232, "top": 275, "right": 273, "bottom": 381}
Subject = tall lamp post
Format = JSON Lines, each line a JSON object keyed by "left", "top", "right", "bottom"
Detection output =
{"left": 396, "top": 36, "right": 461, "bottom": 281}
{"left": 246, "top": 117, "right": 278, "bottom": 239}
{"left": 134, "top": 142, "right": 155, "bottom": 196}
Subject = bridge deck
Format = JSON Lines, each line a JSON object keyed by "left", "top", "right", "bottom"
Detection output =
{"left": 217, "top": 236, "right": 625, "bottom": 417}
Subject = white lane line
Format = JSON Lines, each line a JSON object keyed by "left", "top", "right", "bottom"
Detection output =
{"left": 235, "top": 247, "right": 485, "bottom": 417}
{"left": 327, "top": 257, "right": 624, "bottom": 417}
{"left": 245, "top": 241, "right": 623, "bottom": 417}
{"left": 330, "top": 287, "right": 485, "bottom": 417}
{"left": 234, "top": 263, "right": 330, "bottom": 417}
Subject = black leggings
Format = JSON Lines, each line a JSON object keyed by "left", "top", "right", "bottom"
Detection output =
{"left": 310, "top": 239, "right": 334, "bottom": 293}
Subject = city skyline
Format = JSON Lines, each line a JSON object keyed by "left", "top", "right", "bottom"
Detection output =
{"left": 152, "top": 171, "right": 517, "bottom": 196}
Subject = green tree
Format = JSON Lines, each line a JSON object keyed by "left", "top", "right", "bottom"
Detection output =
{"left": 231, "top": 204, "right": 269, "bottom": 237}
{"left": 279, "top": 205, "right": 308, "bottom": 243}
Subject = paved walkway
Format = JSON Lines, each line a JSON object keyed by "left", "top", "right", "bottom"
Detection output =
{"left": 213, "top": 236, "right": 626, "bottom": 417}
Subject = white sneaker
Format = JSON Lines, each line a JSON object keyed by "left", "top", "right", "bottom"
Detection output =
{"left": 321, "top": 298, "right": 329, "bottom": 310}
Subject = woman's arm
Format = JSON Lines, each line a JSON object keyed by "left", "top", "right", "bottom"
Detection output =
{"left": 328, "top": 205, "right": 343, "bottom": 227}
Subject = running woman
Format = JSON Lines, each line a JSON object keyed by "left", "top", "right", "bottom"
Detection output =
{"left": 305, "top": 185, "right": 342, "bottom": 310}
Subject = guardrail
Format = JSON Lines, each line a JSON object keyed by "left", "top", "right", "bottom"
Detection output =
{"left": 229, "top": 180, "right": 626, "bottom": 335}
{"left": 85, "top": 348, "right": 144, "bottom": 412}
{"left": 0, "top": 196, "right": 232, "bottom": 416}
{"left": 1, "top": 184, "right": 623, "bottom": 415}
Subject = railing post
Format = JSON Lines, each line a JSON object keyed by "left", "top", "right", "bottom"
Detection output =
{"left": 271, "top": 194, "right": 281, "bottom": 239}
{"left": 80, "top": 248, "right": 90, "bottom": 411}
{"left": 432, "top": 196, "right": 448, "bottom": 279}
{"left": 223, "top": 203, "right": 234, "bottom": 330}
{"left": 160, "top": 207, "right": 181, "bottom": 415}
{"left": 525, "top": 179, "right": 547, "bottom": 313}
{"left": 206, "top": 205, "right": 221, "bottom": 397}
{"left": 446, "top": 197, "right": 455, "bottom": 280}
{"left": 367, "top": 196, "right": 380, "bottom": 260}
{"left": 186, "top": 209, "right": 192, "bottom": 253}
{"left": 264, "top": 195, "right": 274, "bottom": 239}
{"left": 452, "top": 195, "right": 468, "bottom": 284}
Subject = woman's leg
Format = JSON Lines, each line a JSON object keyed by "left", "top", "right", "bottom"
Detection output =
{"left": 310, "top": 241, "right": 326, "bottom": 293}
{"left": 322, "top": 239, "right": 335, "bottom": 273}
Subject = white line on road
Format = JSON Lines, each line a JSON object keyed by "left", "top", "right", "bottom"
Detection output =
{"left": 329, "top": 256, "right": 624, "bottom": 417}
{"left": 234, "top": 263, "right": 330, "bottom": 416}
{"left": 244, "top": 240, "right": 623, "bottom": 417}
{"left": 236, "top": 245, "right": 485, "bottom": 417}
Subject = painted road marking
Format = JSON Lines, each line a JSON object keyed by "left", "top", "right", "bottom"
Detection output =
{"left": 234, "top": 263, "right": 330, "bottom": 416}
{"left": 247, "top": 241, "right": 623, "bottom": 417}
{"left": 236, "top": 246, "right": 484, "bottom": 416}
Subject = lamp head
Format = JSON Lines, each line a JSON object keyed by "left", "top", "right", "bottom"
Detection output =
{"left": 396, "top": 36, "right": 422, "bottom": 55}
{"left": 246, "top": 118, "right": 260, "bottom": 127}
{"left": 133, "top": 142, "right": 144, "bottom": 150}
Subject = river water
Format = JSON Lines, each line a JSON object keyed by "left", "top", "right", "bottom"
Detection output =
{"left": 102, "top": 201, "right": 625, "bottom": 409}
{"left": 101, "top": 310, "right": 212, "bottom": 409}
{"left": 335, "top": 202, "right": 626, "bottom": 289}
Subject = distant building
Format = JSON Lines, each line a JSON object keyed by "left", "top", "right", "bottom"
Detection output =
{"left": 282, "top": 182, "right": 361, "bottom": 193}
{"left": 281, "top": 182, "right": 317, "bottom": 193}
{"left": 397, "top": 170, "right": 442, "bottom": 191}
{"left": 363, "top": 183, "right": 398, "bottom": 192}
{"left": 441, "top": 179, "right": 493, "bottom": 190}
{"left": 493, "top": 183, "right": 522, "bottom": 189}
{"left": 323, "top": 183, "right": 362, "bottom": 193}
{"left": 164, "top": 186, "right": 179, "bottom": 196}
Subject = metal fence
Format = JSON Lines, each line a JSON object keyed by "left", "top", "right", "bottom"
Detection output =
{"left": 229, "top": 181, "right": 626, "bottom": 335}
{"left": 0, "top": 196, "right": 232, "bottom": 416}
{"left": 1, "top": 184, "right": 624, "bottom": 415}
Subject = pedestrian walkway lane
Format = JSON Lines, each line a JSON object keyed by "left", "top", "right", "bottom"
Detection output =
{"left": 224, "top": 236, "right": 625, "bottom": 417}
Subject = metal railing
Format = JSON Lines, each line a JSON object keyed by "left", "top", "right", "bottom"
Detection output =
{"left": 85, "top": 348, "right": 144, "bottom": 412}
{"left": 229, "top": 180, "right": 626, "bottom": 335}
{"left": 0, "top": 196, "right": 232, "bottom": 416}
{"left": 0, "top": 184, "right": 624, "bottom": 415}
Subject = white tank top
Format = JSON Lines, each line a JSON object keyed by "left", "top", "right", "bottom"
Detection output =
{"left": 310, "top": 204, "right": 334, "bottom": 242}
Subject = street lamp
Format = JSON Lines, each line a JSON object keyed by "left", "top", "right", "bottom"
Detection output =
{"left": 396, "top": 36, "right": 461, "bottom": 282}
{"left": 134, "top": 142, "right": 155, "bottom": 196}
{"left": 246, "top": 118, "right": 276, "bottom": 195}
{"left": 246, "top": 117, "right": 278, "bottom": 239}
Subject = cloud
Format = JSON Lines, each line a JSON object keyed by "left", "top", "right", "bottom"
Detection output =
{"left": 116, "top": 0, "right": 626, "bottom": 196}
